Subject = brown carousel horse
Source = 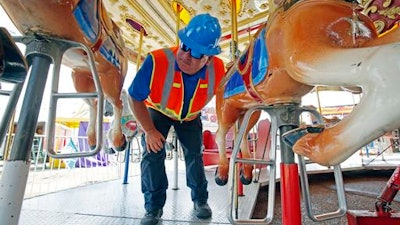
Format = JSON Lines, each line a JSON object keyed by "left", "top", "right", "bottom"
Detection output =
{"left": 214, "top": 0, "right": 400, "bottom": 185}
{"left": 0, "top": 0, "right": 128, "bottom": 151}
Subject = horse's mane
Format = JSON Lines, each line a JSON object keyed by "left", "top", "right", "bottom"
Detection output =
{"left": 217, "top": 0, "right": 306, "bottom": 90}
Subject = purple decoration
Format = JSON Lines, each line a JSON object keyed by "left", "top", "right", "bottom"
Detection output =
{"left": 75, "top": 121, "right": 110, "bottom": 168}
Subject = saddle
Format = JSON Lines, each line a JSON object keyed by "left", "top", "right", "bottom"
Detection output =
{"left": 0, "top": 27, "right": 28, "bottom": 83}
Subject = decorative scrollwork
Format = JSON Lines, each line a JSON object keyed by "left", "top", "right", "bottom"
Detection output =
{"left": 360, "top": 0, "right": 400, "bottom": 34}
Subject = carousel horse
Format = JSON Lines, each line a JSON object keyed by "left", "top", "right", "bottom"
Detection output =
{"left": 214, "top": 0, "right": 400, "bottom": 185}
{"left": 0, "top": 0, "right": 128, "bottom": 151}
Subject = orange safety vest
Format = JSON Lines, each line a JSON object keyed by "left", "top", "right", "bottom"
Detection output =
{"left": 145, "top": 47, "right": 225, "bottom": 121}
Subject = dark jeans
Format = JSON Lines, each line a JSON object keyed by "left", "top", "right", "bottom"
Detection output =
{"left": 140, "top": 108, "right": 208, "bottom": 212}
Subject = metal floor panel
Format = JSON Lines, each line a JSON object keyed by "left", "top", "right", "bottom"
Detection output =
{"left": 19, "top": 167, "right": 232, "bottom": 225}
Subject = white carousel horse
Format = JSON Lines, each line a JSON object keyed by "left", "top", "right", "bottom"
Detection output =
{"left": 214, "top": 0, "right": 400, "bottom": 185}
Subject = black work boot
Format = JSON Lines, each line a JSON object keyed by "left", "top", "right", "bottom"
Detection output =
{"left": 140, "top": 209, "right": 163, "bottom": 225}
{"left": 194, "top": 201, "right": 212, "bottom": 219}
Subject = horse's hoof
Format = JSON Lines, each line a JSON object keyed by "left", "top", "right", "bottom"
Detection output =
{"left": 239, "top": 168, "right": 252, "bottom": 185}
{"left": 112, "top": 138, "right": 128, "bottom": 152}
{"left": 214, "top": 168, "right": 228, "bottom": 186}
{"left": 215, "top": 177, "right": 228, "bottom": 186}
{"left": 282, "top": 125, "right": 324, "bottom": 147}
{"left": 103, "top": 100, "right": 114, "bottom": 117}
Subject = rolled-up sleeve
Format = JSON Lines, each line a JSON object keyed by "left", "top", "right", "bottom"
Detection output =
{"left": 128, "top": 55, "right": 153, "bottom": 101}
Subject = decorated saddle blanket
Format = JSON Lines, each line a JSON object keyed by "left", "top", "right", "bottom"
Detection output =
{"left": 224, "top": 28, "right": 269, "bottom": 99}
{"left": 73, "top": 0, "right": 122, "bottom": 68}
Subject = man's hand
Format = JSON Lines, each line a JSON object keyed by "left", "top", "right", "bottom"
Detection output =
{"left": 145, "top": 129, "right": 166, "bottom": 153}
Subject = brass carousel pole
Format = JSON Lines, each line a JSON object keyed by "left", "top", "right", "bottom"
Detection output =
{"left": 3, "top": 113, "right": 16, "bottom": 160}
{"left": 228, "top": 0, "right": 245, "bottom": 211}
{"left": 268, "top": 0, "right": 276, "bottom": 15}
{"left": 230, "top": 0, "right": 239, "bottom": 60}
{"left": 175, "top": 4, "right": 181, "bottom": 45}
{"left": 136, "top": 28, "right": 144, "bottom": 72}
{"left": 315, "top": 86, "right": 323, "bottom": 114}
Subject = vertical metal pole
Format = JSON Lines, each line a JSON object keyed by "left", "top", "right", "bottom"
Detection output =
{"left": 229, "top": 0, "right": 244, "bottom": 197}
{"left": 136, "top": 28, "right": 144, "bottom": 69}
{"left": 315, "top": 86, "right": 322, "bottom": 114}
{"left": 172, "top": 5, "right": 181, "bottom": 190}
{"left": 175, "top": 4, "right": 181, "bottom": 45}
{"left": 0, "top": 83, "right": 24, "bottom": 150}
{"left": 237, "top": 151, "right": 244, "bottom": 196}
{"left": 3, "top": 112, "right": 17, "bottom": 160}
{"left": 279, "top": 125, "right": 302, "bottom": 225}
{"left": 122, "top": 141, "right": 131, "bottom": 184}
{"left": 268, "top": 0, "right": 277, "bottom": 13}
{"left": 172, "top": 130, "right": 179, "bottom": 190}
{"left": 123, "top": 27, "right": 145, "bottom": 184}
{"left": 0, "top": 54, "right": 52, "bottom": 225}
{"left": 230, "top": 0, "right": 239, "bottom": 60}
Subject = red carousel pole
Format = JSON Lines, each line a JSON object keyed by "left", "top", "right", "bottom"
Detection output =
{"left": 280, "top": 126, "right": 302, "bottom": 225}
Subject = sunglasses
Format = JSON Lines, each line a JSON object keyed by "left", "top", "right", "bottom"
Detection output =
{"left": 180, "top": 43, "right": 204, "bottom": 59}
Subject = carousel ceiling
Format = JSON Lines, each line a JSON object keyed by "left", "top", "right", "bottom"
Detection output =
{"left": 102, "top": 0, "right": 400, "bottom": 64}
{"left": 103, "top": 0, "right": 272, "bottom": 63}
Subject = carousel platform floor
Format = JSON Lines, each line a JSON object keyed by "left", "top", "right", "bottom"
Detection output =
{"left": 19, "top": 165, "right": 232, "bottom": 225}
{"left": 18, "top": 153, "right": 400, "bottom": 225}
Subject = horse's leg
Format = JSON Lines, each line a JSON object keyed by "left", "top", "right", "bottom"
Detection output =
{"left": 214, "top": 96, "right": 244, "bottom": 185}
{"left": 238, "top": 110, "right": 261, "bottom": 185}
{"left": 99, "top": 68, "right": 126, "bottom": 151}
{"left": 105, "top": 97, "right": 126, "bottom": 151}
{"left": 71, "top": 69, "right": 98, "bottom": 148}
{"left": 291, "top": 44, "right": 400, "bottom": 166}
{"left": 214, "top": 116, "right": 236, "bottom": 185}
{"left": 214, "top": 125, "right": 230, "bottom": 185}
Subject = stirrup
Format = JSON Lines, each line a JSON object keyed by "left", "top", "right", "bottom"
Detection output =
{"left": 0, "top": 27, "right": 28, "bottom": 83}
{"left": 282, "top": 125, "right": 324, "bottom": 147}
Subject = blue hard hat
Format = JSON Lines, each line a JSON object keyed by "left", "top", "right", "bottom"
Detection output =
{"left": 178, "top": 13, "right": 222, "bottom": 56}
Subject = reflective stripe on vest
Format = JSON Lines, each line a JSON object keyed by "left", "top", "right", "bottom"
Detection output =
{"left": 206, "top": 61, "right": 215, "bottom": 103}
{"left": 160, "top": 49, "right": 175, "bottom": 110}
